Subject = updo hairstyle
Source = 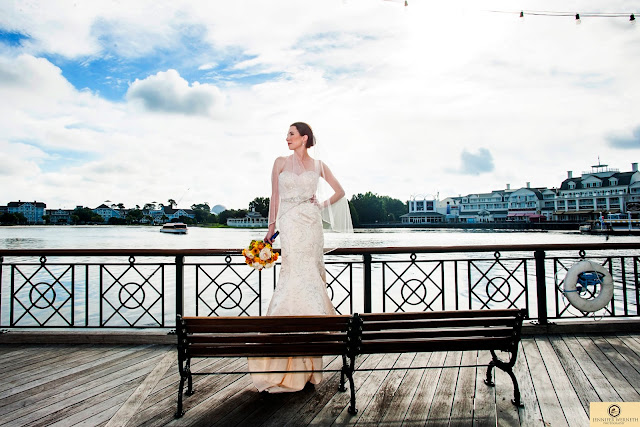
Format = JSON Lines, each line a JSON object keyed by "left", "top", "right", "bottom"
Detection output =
{"left": 291, "top": 122, "right": 316, "bottom": 148}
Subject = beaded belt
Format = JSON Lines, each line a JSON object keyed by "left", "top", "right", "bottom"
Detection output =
{"left": 281, "top": 196, "right": 312, "bottom": 203}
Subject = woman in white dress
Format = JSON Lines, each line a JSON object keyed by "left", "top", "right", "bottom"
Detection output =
{"left": 248, "top": 122, "right": 352, "bottom": 393}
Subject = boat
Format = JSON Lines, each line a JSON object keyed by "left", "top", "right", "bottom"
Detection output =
{"left": 160, "top": 223, "right": 188, "bottom": 234}
{"left": 579, "top": 213, "right": 640, "bottom": 235}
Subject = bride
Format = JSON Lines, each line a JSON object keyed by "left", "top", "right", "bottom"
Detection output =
{"left": 248, "top": 122, "right": 352, "bottom": 393}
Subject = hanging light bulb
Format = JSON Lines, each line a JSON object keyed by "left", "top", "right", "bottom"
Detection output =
{"left": 575, "top": 13, "right": 581, "bottom": 24}
{"left": 520, "top": 11, "right": 524, "bottom": 20}
{"left": 631, "top": 14, "right": 636, "bottom": 23}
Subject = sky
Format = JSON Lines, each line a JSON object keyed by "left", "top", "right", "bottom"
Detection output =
{"left": 1, "top": 0, "right": 639, "bottom": 211}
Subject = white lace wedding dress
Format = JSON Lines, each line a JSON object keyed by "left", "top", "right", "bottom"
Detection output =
{"left": 248, "top": 169, "right": 336, "bottom": 393}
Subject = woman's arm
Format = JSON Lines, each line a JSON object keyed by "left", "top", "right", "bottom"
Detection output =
{"left": 265, "top": 157, "right": 284, "bottom": 243}
{"left": 319, "top": 161, "right": 346, "bottom": 208}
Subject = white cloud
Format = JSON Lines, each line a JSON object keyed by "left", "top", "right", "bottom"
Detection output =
{"left": 126, "top": 70, "right": 224, "bottom": 116}
{"left": 0, "top": 0, "right": 639, "bottom": 212}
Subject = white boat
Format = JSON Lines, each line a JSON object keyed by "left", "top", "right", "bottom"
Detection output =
{"left": 160, "top": 223, "right": 188, "bottom": 234}
{"left": 579, "top": 213, "right": 640, "bottom": 235}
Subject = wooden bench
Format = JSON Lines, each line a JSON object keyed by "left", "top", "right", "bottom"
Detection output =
{"left": 174, "top": 314, "right": 357, "bottom": 418}
{"left": 175, "top": 308, "right": 526, "bottom": 418}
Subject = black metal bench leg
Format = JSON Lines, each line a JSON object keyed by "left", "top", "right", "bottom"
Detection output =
{"left": 339, "top": 355, "right": 347, "bottom": 392}
{"left": 484, "top": 358, "right": 496, "bottom": 387}
{"left": 175, "top": 374, "right": 186, "bottom": 418}
{"left": 507, "top": 368, "right": 523, "bottom": 407}
{"left": 185, "top": 360, "right": 194, "bottom": 396}
{"left": 346, "top": 356, "right": 357, "bottom": 415}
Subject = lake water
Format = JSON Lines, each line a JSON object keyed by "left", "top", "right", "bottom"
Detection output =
{"left": 0, "top": 224, "right": 635, "bottom": 250}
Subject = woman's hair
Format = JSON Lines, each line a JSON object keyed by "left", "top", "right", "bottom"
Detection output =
{"left": 291, "top": 122, "right": 316, "bottom": 148}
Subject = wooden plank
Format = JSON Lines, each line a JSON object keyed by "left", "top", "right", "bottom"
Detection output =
{"left": 591, "top": 335, "right": 640, "bottom": 394}
{"left": 402, "top": 350, "right": 447, "bottom": 426}
{"left": 0, "top": 346, "right": 163, "bottom": 417}
{"left": 472, "top": 350, "right": 496, "bottom": 427}
{"left": 126, "top": 358, "right": 251, "bottom": 426}
{"left": 243, "top": 355, "right": 345, "bottom": 427}
{"left": 378, "top": 353, "right": 431, "bottom": 425}
{"left": 512, "top": 341, "right": 544, "bottom": 427}
{"left": 0, "top": 345, "right": 130, "bottom": 393}
{"left": 268, "top": 354, "right": 372, "bottom": 426}
{"left": 0, "top": 350, "right": 164, "bottom": 426}
{"left": 104, "top": 346, "right": 174, "bottom": 427}
{"left": 355, "top": 352, "right": 416, "bottom": 426}
{"left": 425, "top": 351, "right": 463, "bottom": 426}
{"left": 25, "top": 377, "right": 144, "bottom": 427}
{"left": 308, "top": 353, "right": 386, "bottom": 425}
{"left": 575, "top": 335, "right": 640, "bottom": 401}
{"left": 329, "top": 353, "right": 401, "bottom": 426}
{"left": 617, "top": 333, "right": 640, "bottom": 357}
{"left": 449, "top": 350, "right": 477, "bottom": 427}
{"left": 548, "top": 335, "right": 601, "bottom": 413}
{"left": 536, "top": 336, "right": 588, "bottom": 426}
{"left": 520, "top": 338, "right": 568, "bottom": 427}
{"left": 561, "top": 335, "right": 620, "bottom": 403}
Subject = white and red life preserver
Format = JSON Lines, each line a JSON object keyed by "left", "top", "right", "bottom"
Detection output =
{"left": 563, "top": 260, "right": 614, "bottom": 312}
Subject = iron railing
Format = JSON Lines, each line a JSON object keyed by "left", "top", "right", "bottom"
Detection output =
{"left": 0, "top": 243, "right": 638, "bottom": 328}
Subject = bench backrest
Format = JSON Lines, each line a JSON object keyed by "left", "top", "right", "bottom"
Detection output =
{"left": 177, "top": 315, "right": 353, "bottom": 358}
{"left": 356, "top": 308, "right": 526, "bottom": 354}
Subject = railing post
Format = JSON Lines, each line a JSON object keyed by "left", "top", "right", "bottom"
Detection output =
{"left": 363, "top": 253, "right": 372, "bottom": 313}
{"left": 176, "top": 255, "right": 185, "bottom": 319}
{"left": 534, "top": 249, "right": 548, "bottom": 325}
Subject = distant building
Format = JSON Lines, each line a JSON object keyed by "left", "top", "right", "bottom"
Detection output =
{"left": 163, "top": 207, "right": 195, "bottom": 222}
{"left": 506, "top": 184, "right": 547, "bottom": 222}
{"left": 8, "top": 200, "right": 46, "bottom": 224}
{"left": 401, "top": 196, "right": 445, "bottom": 224}
{"left": 93, "top": 204, "right": 121, "bottom": 223}
{"left": 227, "top": 210, "right": 268, "bottom": 227}
{"left": 457, "top": 189, "right": 511, "bottom": 223}
{"left": 45, "top": 208, "right": 75, "bottom": 224}
{"left": 555, "top": 162, "right": 640, "bottom": 222}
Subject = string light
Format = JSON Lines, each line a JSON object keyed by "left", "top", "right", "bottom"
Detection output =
{"left": 492, "top": 10, "right": 638, "bottom": 24}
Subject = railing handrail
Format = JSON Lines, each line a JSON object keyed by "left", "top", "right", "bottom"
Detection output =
{"left": 1, "top": 242, "right": 640, "bottom": 257}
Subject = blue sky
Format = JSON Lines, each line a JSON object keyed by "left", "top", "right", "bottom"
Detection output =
{"left": 0, "top": 0, "right": 639, "bottom": 210}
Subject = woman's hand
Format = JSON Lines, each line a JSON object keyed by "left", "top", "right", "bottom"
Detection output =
{"left": 264, "top": 226, "right": 276, "bottom": 244}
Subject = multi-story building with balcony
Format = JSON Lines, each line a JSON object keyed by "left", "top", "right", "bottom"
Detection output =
{"left": 555, "top": 162, "right": 640, "bottom": 222}
{"left": 7, "top": 200, "right": 46, "bottom": 224}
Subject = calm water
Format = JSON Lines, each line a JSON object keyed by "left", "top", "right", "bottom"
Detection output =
{"left": 0, "top": 224, "right": 635, "bottom": 250}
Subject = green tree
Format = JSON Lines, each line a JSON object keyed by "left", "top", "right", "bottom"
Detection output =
{"left": 73, "top": 207, "right": 103, "bottom": 224}
{"left": 191, "top": 203, "right": 215, "bottom": 224}
{"left": 350, "top": 192, "right": 385, "bottom": 224}
{"left": 42, "top": 214, "right": 51, "bottom": 225}
{"left": 144, "top": 203, "right": 156, "bottom": 210}
{"left": 249, "top": 197, "right": 270, "bottom": 218}
{"left": 167, "top": 199, "right": 177, "bottom": 208}
{"left": 126, "top": 209, "right": 144, "bottom": 224}
{"left": 349, "top": 192, "right": 406, "bottom": 225}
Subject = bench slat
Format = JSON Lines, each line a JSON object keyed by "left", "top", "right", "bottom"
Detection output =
{"left": 360, "top": 336, "right": 514, "bottom": 354}
{"left": 187, "top": 332, "right": 347, "bottom": 344}
{"left": 358, "top": 309, "right": 521, "bottom": 322}
{"left": 359, "top": 317, "right": 518, "bottom": 331}
{"left": 362, "top": 326, "right": 514, "bottom": 341}
{"left": 188, "top": 342, "right": 347, "bottom": 357}
{"left": 183, "top": 315, "right": 350, "bottom": 334}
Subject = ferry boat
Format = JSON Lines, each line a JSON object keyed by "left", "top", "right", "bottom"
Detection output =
{"left": 160, "top": 223, "right": 188, "bottom": 234}
{"left": 579, "top": 213, "right": 640, "bottom": 235}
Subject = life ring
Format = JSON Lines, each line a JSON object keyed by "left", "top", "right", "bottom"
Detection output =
{"left": 563, "top": 260, "right": 614, "bottom": 312}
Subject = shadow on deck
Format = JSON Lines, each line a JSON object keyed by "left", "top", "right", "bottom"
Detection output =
{"left": 1, "top": 333, "right": 639, "bottom": 426}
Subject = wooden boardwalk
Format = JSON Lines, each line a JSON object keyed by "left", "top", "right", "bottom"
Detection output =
{"left": 1, "top": 333, "right": 639, "bottom": 426}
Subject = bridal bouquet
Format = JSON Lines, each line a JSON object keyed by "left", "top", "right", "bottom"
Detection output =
{"left": 242, "top": 240, "right": 279, "bottom": 270}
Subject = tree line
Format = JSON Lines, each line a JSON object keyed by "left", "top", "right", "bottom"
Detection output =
{"left": 2, "top": 194, "right": 407, "bottom": 226}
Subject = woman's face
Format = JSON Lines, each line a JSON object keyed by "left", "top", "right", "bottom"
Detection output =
{"left": 286, "top": 126, "right": 306, "bottom": 150}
